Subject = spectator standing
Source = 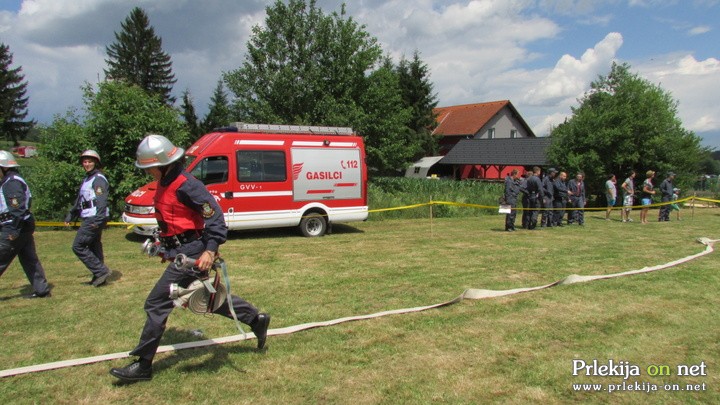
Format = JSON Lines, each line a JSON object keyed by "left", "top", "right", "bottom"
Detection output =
{"left": 520, "top": 171, "right": 530, "bottom": 229}
{"left": 621, "top": 171, "right": 636, "bottom": 223}
{"left": 503, "top": 169, "right": 521, "bottom": 232}
{"left": 567, "top": 172, "right": 586, "bottom": 225}
{"left": 640, "top": 170, "right": 656, "bottom": 224}
{"left": 670, "top": 187, "right": 682, "bottom": 221}
{"left": 541, "top": 168, "right": 557, "bottom": 227}
{"left": 658, "top": 172, "right": 676, "bottom": 222}
{"left": 553, "top": 171, "right": 569, "bottom": 227}
{"left": 525, "top": 167, "right": 543, "bottom": 230}
{"left": 605, "top": 174, "right": 617, "bottom": 221}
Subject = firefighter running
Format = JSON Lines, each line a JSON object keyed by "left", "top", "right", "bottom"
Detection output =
{"left": 110, "top": 135, "right": 270, "bottom": 382}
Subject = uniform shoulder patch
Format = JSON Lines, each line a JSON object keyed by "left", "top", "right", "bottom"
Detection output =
{"left": 201, "top": 202, "right": 216, "bottom": 219}
{"left": 9, "top": 197, "right": 20, "bottom": 208}
{"left": 95, "top": 187, "right": 104, "bottom": 195}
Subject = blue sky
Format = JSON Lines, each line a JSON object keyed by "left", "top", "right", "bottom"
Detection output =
{"left": 1, "top": 0, "right": 718, "bottom": 149}
{"left": 540, "top": 3, "right": 717, "bottom": 60}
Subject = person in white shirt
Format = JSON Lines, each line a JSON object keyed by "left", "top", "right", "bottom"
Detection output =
{"left": 620, "top": 170, "right": 636, "bottom": 223}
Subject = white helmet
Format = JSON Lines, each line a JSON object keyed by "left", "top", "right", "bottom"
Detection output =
{"left": 0, "top": 150, "right": 19, "bottom": 168}
{"left": 135, "top": 134, "right": 185, "bottom": 169}
{"left": 80, "top": 149, "right": 101, "bottom": 164}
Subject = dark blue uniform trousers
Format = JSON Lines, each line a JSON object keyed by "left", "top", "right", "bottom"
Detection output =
{"left": 659, "top": 196, "right": 671, "bottom": 221}
{"left": 570, "top": 197, "right": 585, "bottom": 225}
{"left": 72, "top": 218, "right": 110, "bottom": 278}
{"left": 553, "top": 199, "right": 567, "bottom": 226}
{"left": 504, "top": 198, "right": 517, "bottom": 231}
{"left": 130, "top": 241, "right": 259, "bottom": 362}
{"left": 541, "top": 196, "right": 553, "bottom": 227}
{"left": 0, "top": 218, "right": 50, "bottom": 295}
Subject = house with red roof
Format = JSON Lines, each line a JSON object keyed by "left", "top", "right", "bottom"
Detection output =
{"left": 431, "top": 100, "right": 548, "bottom": 179}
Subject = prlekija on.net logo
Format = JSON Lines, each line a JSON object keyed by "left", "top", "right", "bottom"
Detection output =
{"left": 572, "top": 359, "right": 707, "bottom": 379}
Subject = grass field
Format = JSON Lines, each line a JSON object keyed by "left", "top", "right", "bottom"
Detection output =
{"left": 1, "top": 208, "right": 719, "bottom": 404}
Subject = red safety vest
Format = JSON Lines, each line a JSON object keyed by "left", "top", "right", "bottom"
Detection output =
{"left": 154, "top": 173, "right": 205, "bottom": 237}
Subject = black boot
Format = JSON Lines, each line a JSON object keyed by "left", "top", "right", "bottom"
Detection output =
{"left": 251, "top": 313, "right": 271, "bottom": 350}
{"left": 110, "top": 359, "right": 153, "bottom": 382}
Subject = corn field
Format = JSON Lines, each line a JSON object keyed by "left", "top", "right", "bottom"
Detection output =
{"left": 368, "top": 177, "right": 503, "bottom": 220}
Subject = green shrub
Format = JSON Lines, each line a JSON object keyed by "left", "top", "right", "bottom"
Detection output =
{"left": 24, "top": 82, "right": 189, "bottom": 220}
{"left": 23, "top": 159, "right": 83, "bottom": 221}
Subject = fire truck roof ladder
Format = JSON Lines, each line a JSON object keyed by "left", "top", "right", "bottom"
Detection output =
{"left": 228, "top": 123, "right": 354, "bottom": 136}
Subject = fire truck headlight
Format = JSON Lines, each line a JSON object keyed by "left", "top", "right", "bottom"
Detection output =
{"left": 125, "top": 204, "right": 155, "bottom": 215}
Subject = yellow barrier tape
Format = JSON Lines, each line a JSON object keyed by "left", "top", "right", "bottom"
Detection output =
{"left": 377, "top": 196, "right": 718, "bottom": 212}
{"left": 32, "top": 196, "right": 719, "bottom": 228}
{"left": 35, "top": 221, "right": 131, "bottom": 228}
{"left": 369, "top": 203, "right": 430, "bottom": 213}
{"left": 429, "top": 200, "right": 496, "bottom": 210}
{"left": 682, "top": 196, "right": 717, "bottom": 204}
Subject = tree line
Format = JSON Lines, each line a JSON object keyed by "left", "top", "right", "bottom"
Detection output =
{"left": 0, "top": 0, "right": 714, "bottom": 221}
{"left": 547, "top": 62, "right": 709, "bottom": 196}
{"left": 1, "top": 1, "right": 439, "bottom": 220}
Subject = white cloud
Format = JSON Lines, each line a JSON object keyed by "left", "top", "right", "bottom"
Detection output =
{"left": 522, "top": 32, "right": 623, "bottom": 106}
{"left": 691, "top": 115, "right": 719, "bottom": 133}
{"left": 688, "top": 25, "right": 711, "bottom": 35}
{"left": 577, "top": 14, "right": 613, "bottom": 26}
{"left": 0, "top": 10, "right": 14, "bottom": 33}
{"left": 538, "top": 0, "right": 617, "bottom": 15}
{"left": 638, "top": 54, "right": 720, "bottom": 134}
{"left": 5, "top": 0, "right": 268, "bottom": 121}
{"left": 346, "top": 0, "right": 560, "bottom": 109}
{"left": 534, "top": 112, "right": 569, "bottom": 135}
{"left": 628, "top": 0, "right": 679, "bottom": 7}
{"left": 521, "top": 51, "right": 720, "bottom": 143}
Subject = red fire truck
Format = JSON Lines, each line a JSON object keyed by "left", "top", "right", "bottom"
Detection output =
{"left": 123, "top": 123, "right": 368, "bottom": 237}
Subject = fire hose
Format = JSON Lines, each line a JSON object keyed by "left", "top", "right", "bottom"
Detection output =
{"left": 171, "top": 254, "right": 247, "bottom": 339}
{"left": 141, "top": 233, "right": 246, "bottom": 337}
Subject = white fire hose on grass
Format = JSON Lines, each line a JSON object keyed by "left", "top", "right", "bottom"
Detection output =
{"left": 1, "top": 237, "right": 716, "bottom": 379}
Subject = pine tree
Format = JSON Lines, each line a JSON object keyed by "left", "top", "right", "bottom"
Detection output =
{"left": 396, "top": 50, "right": 439, "bottom": 158}
{"left": 202, "top": 80, "right": 233, "bottom": 133}
{"left": 180, "top": 89, "right": 202, "bottom": 140}
{"left": 105, "top": 7, "right": 176, "bottom": 105}
{"left": 0, "top": 43, "right": 34, "bottom": 145}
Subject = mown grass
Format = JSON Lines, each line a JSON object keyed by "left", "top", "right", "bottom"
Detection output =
{"left": 1, "top": 208, "right": 719, "bottom": 404}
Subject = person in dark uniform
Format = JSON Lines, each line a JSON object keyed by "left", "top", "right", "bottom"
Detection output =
{"left": 524, "top": 166, "right": 543, "bottom": 230}
{"left": 541, "top": 168, "right": 557, "bottom": 227}
{"left": 0, "top": 150, "right": 51, "bottom": 298}
{"left": 110, "top": 135, "right": 270, "bottom": 382}
{"left": 504, "top": 169, "right": 521, "bottom": 232}
{"left": 65, "top": 150, "right": 112, "bottom": 287}
{"left": 567, "top": 172, "right": 586, "bottom": 225}
{"left": 658, "top": 172, "right": 676, "bottom": 222}
{"left": 553, "top": 171, "right": 569, "bottom": 227}
{"left": 520, "top": 171, "right": 530, "bottom": 229}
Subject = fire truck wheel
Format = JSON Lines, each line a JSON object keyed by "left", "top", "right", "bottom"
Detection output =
{"left": 300, "top": 213, "right": 327, "bottom": 237}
